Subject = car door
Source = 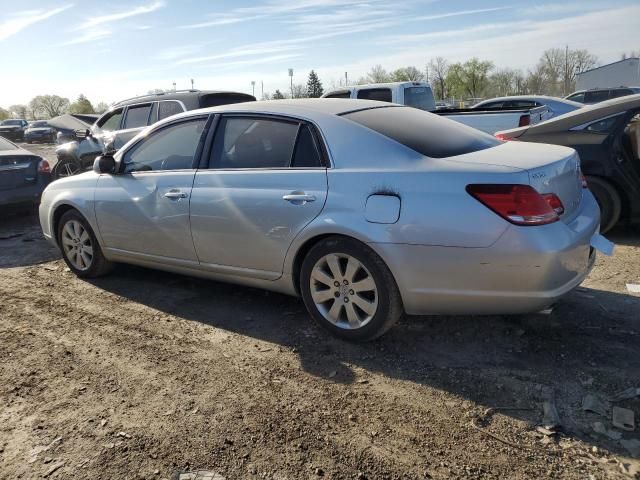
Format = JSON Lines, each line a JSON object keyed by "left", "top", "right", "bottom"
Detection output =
{"left": 94, "top": 115, "right": 211, "bottom": 264}
{"left": 190, "top": 115, "right": 328, "bottom": 279}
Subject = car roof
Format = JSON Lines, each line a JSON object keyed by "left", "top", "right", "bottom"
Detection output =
{"left": 507, "top": 93, "right": 640, "bottom": 135}
{"left": 567, "top": 87, "right": 640, "bottom": 95}
{"left": 112, "top": 90, "right": 255, "bottom": 109}
{"left": 475, "top": 95, "right": 583, "bottom": 108}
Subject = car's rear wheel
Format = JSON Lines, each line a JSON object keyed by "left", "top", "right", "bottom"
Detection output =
{"left": 57, "top": 210, "right": 113, "bottom": 278}
{"left": 586, "top": 176, "right": 621, "bottom": 233}
{"left": 300, "top": 236, "right": 403, "bottom": 341}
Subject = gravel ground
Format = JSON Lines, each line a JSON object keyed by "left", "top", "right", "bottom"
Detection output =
{"left": 1, "top": 209, "right": 639, "bottom": 479}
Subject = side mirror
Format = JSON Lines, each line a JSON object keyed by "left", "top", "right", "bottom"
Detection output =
{"left": 93, "top": 155, "right": 116, "bottom": 175}
{"left": 75, "top": 128, "right": 91, "bottom": 139}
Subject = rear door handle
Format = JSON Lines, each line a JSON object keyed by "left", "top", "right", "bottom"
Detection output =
{"left": 164, "top": 190, "right": 188, "bottom": 199}
{"left": 283, "top": 193, "right": 316, "bottom": 204}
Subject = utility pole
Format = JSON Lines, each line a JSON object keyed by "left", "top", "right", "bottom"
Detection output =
{"left": 190, "top": 78, "right": 194, "bottom": 89}
{"left": 172, "top": 82, "right": 176, "bottom": 92}
{"left": 251, "top": 80, "right": 255, "bottom": 97}
{"left": 261, "top": 81, "right": 264, "bottom": 100}
{"left": 345, "top": 71, "right": 348, "bottom": 86}
{"left": 288, "top": 68, "right": 294, "bottom": 98}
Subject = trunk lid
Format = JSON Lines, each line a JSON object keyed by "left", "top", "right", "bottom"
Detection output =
{"left": 0, "top": 155, "right": 39, "bottom": 191}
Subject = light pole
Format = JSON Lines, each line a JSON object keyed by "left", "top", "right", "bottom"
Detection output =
{"left": 251, "top": 80, "right": 255, "bottom": 97}
{"left": 172, "top": 82, "right": 176, "bottom": 92}
{"left": 345, "top": 71, "right": 348, "bottom": 86}
{"left": 288, "top": 68, "right": 294, "bottom": 98}
{"left": 261, "top": 80, "right": 264, "bottom": 100}
{"left": 190, "top": 78, "right": 194, "bottom": 90}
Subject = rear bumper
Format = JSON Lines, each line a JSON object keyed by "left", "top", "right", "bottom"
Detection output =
{"left": 0, "top": 180, "right": 49, "bottom": 208}
{"left": 371, "top": 190, "right": 601, "bottom": 315}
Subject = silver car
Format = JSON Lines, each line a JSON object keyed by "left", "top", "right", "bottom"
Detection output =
{"left": 39, "top": 99, "right": 602, "bottom": 341}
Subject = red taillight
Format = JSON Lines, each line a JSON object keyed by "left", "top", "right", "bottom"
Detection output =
{"left": 518, "top": 115, "right": 530, "bottom": 127}
{"left": 494, "top": 132, "right": 518, "bottom": 142}
{"left": 542, "top": 193, "right": 565, "bottom": 215}
{"left": 466, "top": 184, "right": 560, "bottom": 226}
{"left": 580, "top": 173, "right": 588, "bottom": 188}
{"left": 38, "top": 159, "right": 50, "bottom": 174}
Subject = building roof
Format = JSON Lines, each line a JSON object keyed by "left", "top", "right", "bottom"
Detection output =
{"left": 577, "top": 57, "right": 640, "bottom": 76}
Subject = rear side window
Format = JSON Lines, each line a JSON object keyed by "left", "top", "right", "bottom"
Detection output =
{"left": 292, "top": 125, "right": 323, "bottom": 168}
{"left": 481, "top": 101, "right": 504, "bottom": 108}
{"left": 343, "top": 106, "right": 500, "bottom": 158}
{"left": 357, "top": 88, "right": 392, "bottom": 102}
{"left": 211, "top": 117, "right": 299, "bottom": 168}
{"left": 507, "top": 100, "right": 536, "bottom": 108}
{"left": 324, "top": 91, "right": 351, "bottom": 99}
{"left": 123, "top": 119, "right": 207, "bottom": 173}
{"left": 585, "top": 116, "right": 620, "bottom": 133}
{"left": 404, "top": 86, "right": 435, "bottom": 111}
{"left": 158, "top": 101, "right": 185, "bottom": 121}
{"left": 584, "top": 90, "right": 610, "bottom": 103}
{"left": 609, "top": 89, "right": 634, "bottom": 99}
{"left": 123, "top": 104, "right": 152, "bottom": 129}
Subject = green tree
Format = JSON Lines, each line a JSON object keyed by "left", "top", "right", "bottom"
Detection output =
{"left": 69, "top": 94, "right": 95, "bottom": 114}
{"left": 0, "top": 107, "right": 10, "bottom": 121}
{"left": 391, "top": 66, "right": 424, "bottom": 82}
{"left": 29, "top": 94, "right": 70, "bottom": 119}
{"left": 272, "top": 89, "right": 285, "bottom": 100}
{"left": 306, "top": 70, "right": 324, "bottom": 98}
{"left": 445, "top": 58, "right": 494, "bottom": 99}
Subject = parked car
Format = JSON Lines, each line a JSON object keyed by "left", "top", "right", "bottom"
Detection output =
{"left": 473, "top": 95, "right": 583, "bottom": 118}
{"left": 435, "top": 101, "right": 454, "bottom": 110}
{"left": 0, "top": 119, "right": 29, "bottom": 141}
{"left": 565, "top": 87, "right": 640, "bottom": 104}
{"left": 495, "top": 94, "right": 640, "bottom": 233}
{"left": 0, "top": 136, "right": 51, "bottom": 210}
{"left": 322, "top": 82, "right": 550, "bottom": 134}
{"left": 53, "top": 89, "right": 255, "bottom": 179}
{"left": 39, "top": 99, "right": 607, "bottom": 341}
{"left": 24, "top": 120, "right": 57, "bottom": 144}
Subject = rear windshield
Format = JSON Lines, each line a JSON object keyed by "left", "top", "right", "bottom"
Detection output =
{"left": 342, "top": 106, "right": 499, "bottom": 158}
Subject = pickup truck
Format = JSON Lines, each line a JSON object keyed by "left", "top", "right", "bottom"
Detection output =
{"left": 322, "top": 82, "right": 550, "bottom": 134}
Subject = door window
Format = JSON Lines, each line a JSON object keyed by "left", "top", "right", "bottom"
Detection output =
{"left": 584, "top": 90, "right": 610, "bottom": 103}
{"left": 122, "top": 118, "right": 207, "bottom": 173}
{"left": 610, "top": 89, "right": 634, "bottom": 99}
{"left": 324, "top": 91, "right": 351, "bottom": 99}
{"left": 158, "top": 101, "right": 185, "bottom": 120}
{"left": 566, "top": 92, "right": 585, "bottom": 103}
{"left": 97, "top": 108, "right": 123, "bottom": 131}
{"left": 291, "top": 124, "right": 323, "bottom": 167}
{"left": 210, "top": 117, "right": 300, "bottom": 169}
{"left": 123, "top": 104, "right": 152, "bottom": 129}
{"left": 357, "top": 88, "right": 392, "bottom": 102}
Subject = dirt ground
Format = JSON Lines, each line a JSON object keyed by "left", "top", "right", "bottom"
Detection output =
{"left": 1, "top": 166, "right": 640, "bottom": 479}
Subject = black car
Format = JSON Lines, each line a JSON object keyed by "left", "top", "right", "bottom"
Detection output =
{"left": 496, "top": 94, "right": 640, "bottom": 232}
{"left": 24, "top": 121, "right": 57, "bottom": 144}
{"left": 565, "top": 87, "right": 640, "bottom": 104}
{"left": 0, "top": 136, "right": 51, "bottom": 210}
{"left": 54, "top": 89, "right": 255, "bottom": 179}
{"left": 0, "top": 119, "right": 29, "bottom": 142}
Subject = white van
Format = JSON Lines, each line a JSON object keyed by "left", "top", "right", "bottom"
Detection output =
{"left": 322, "top": 82, "right": 437, "bottom": 112}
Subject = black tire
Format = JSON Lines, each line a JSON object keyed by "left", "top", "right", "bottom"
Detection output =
{"left": 57, "top": 209, "right": 113, "bottom": 278}
{"left": 53, "top": 158, "right": 81, "bottom": 180}
{"left": 300, "top": 236, "right": 403, "bottom": 342}
{"left": 586, "top": 176, "right": 621, "bottom": 233}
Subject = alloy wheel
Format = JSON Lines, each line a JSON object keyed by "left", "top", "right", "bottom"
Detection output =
{"left": 61, "top": 220, "right": 93, "bottom": 271}
{"left": 310, "top": 253, "right": 378, "bottom": 329}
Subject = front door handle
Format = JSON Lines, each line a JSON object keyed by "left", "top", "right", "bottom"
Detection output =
{"left": 283, "top": 192, "right": 316, "bottom": 204}
{"left": 164, "top": 190, "right": 188, "bottom": 199}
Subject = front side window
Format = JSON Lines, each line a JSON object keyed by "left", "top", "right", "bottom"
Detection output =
{"left": 123, "top": 118, "right": 207, "bottom": 173}
{"left": 123, "top": 104, "right": 152, "bottom": 129}
{"left": 567, "top": 93, "right": 585, "bottom": 103}
{"left": 97, "top": 108, "right": 123, "bottom": 131}
{"left": 210, "top": 117, "right": 299, "bottom": 169}
{"left": 357, "top": 88, "right": 392, "bottom": 102}
{"left": 585, "top": 115, "right": 621, "bottom": 134}
{"left": 158, "top": 101, "right": 185, "bottom": 121}
{"left": 324, "top": 91, "right": 351, "bottom": 99}
{"left": 584, "top": 90, "right": 610, "bottom": 103}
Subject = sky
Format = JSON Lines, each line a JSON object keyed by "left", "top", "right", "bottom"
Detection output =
{"left": 1, "top": 0, "right": 639, "bottom": 108}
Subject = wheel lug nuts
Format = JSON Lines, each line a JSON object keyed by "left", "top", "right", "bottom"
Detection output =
{"left": 349, "top": 289, "right": 354, "bottom": 295}
{"left": 344, "top": 297, "right": 349, "bottom": 303}
{"left": 334, "top": 292, "right": 340, "bottom": 298}
{"left": 334, "top": 281, "right": 340, "bottom": 287}
{"left": 343, "top": 280, "right": 349, "bottom": 285}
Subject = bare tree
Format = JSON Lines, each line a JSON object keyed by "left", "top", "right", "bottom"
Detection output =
{"left": 291, "top": 83, "right": 307, "bottom": 99}
{"left": 428, "top": 57, "right": 449, "bottom": 99}
{"left": 391, "top": 66, "right": 424, "bottom": 82}
{"left": 366, "top": 65, "right": 391, "bottom": 83}
{"left": 29, "top": 95, "right": 70, "bottom": 119}
{"left": 9, "top": 104, "right": 28, "bottom": 119}
{"left": 488, "top": 68, "right": 520, "bottom": 97}
{"left": 525, "top": 63, "right": 547, "bottom": 94}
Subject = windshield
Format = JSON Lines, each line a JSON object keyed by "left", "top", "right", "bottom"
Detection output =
{"left": 1, "top": 120, "right": 22, "bottom": 126}
{"left": 31, "top": 121, "right": 48, "bottom": 127}
{"left": 404, "top": 86, "right": 436, "bottom": 111}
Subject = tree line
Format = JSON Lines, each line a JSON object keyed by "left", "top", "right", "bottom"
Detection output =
{"left": 0, "top": 94, "right": 109, "bottom": 121}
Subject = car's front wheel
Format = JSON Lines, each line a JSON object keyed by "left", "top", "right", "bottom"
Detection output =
{"left": 57, "top": 210, "right": 113, "bottom": 278}
{"left": 300, "top": 236, "right": 403, "bottom": 341}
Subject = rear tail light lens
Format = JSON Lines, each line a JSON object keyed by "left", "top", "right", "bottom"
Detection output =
{"left": 466, "top": 184, "right": 560, "bottom": 226}
{"left": 542, "top": 193, "right": 565, "bottom": 215}
{"left": 518, "top": 115, "right": 530, "bottom": 127}
{"left": 37, "top": 159, "right": 50, "bottom": 174}
{"left": 494, "top": 132, "right": 518, "bottom": 142}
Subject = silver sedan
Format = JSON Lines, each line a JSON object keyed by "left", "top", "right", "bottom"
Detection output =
{"left": 39, "top": 99, "right": 605, "bottom": 341}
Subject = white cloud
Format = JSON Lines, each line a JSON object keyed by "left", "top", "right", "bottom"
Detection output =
{"left": 0, "top": 5, "right": 73, "bottom": 41}
{"left": 77, "top": 1, "right": 164, "bottom": 30}
{"left": 413, "top": 7, "right": 511, "bottom": 22}
{"left": 60, "top": 29, "right": 113, "bottom": 46}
